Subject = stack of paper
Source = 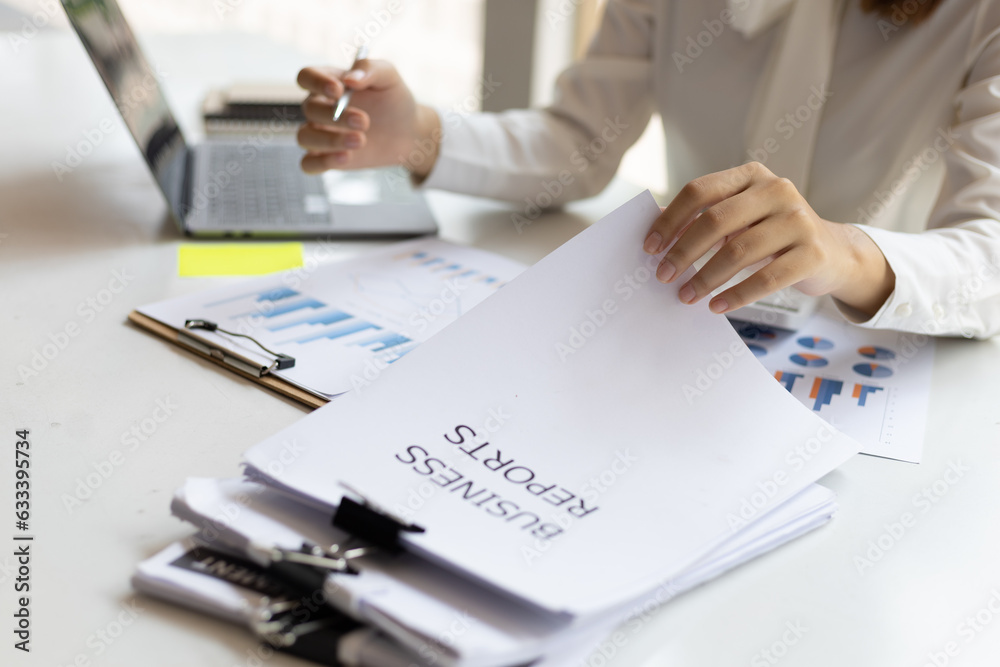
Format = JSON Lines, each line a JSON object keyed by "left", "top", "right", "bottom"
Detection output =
{"left": 136, "top": 477, "right": 837, "bottom": 666}
{"left": 134, "top": 192, "right": 860, "bottom": 666}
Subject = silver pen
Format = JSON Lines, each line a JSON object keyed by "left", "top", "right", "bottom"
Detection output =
{"left": 333, "top": 44, "right": 370, "bottom": 122}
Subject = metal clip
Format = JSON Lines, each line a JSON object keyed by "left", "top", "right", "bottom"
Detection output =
{"left": 250, "top": 597, "right": 339, "bottom": 648}
{"left": 184, "top": 319, "right": 295, "bottom": 372}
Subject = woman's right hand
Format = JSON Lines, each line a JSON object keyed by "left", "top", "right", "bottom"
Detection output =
{"left": 296, "top": 61, "right": 441, "bottom": 177}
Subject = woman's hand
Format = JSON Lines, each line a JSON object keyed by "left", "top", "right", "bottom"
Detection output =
{"left": 643, "top": 162, "right": 895, "bottom": 318}
{"left": 295, "top": 61, "right": 440, "bottom": 177}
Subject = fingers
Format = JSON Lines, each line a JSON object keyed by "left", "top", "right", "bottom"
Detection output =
{"left": 298, "top": 120, "right": 369, "bottom": 173}
{"left": 678, "top": 222, "right": 787, "bottom": 304}
{"left": 297, "top": 66, "right": 347, "bottom": 98}
{"left": 706, "top": 246, "right": 814, "bottom": 314}
{"left": 298, "top": 60, "right": 398, "bottom": 128}
{"left": 300, "top": 59, "right": 397, "bottom": 99}
{"left": 297, "top": 123, "right": 367, "bottom": 151}
{"left": 301, "top": 95, "right": 371, "bottom": 129}
{"left": 641, "top": 162, "right": 829, "bottom": 314}
{"left": 644, "top": 162, "right": 770, "bottom": 256}
{"left": 301, "top": 151, "right": 351, "bottom": 174}
{"left": 654, "top": 187, "right": 776, "bottom": 283}
{"left": 341, "top": 59, "right": 400, "bottom": 92}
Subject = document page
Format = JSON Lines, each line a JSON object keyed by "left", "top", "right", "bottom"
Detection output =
{"left": 244, "top": 191, "right": 860, "bottom": 616}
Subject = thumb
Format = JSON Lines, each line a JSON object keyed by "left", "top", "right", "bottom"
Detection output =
{"left": 342, "top": 59, "right": 401, "bottom": 92}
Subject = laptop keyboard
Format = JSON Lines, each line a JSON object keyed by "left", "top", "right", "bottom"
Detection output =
{"left": 197, "top": 143, "right": 330, "bottom": 227}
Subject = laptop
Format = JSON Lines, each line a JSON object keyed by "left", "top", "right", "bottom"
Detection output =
{"left": 60, "top": 0, "right": 438, "bottom": 239}
{"left": 728, "top": 287, "right": 819, "bottom": 331}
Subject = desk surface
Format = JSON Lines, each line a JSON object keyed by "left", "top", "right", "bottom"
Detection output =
{"left": 2, "top": 30, "right": 1000, "bottom": 667}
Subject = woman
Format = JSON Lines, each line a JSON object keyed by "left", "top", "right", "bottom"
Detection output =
{"left": 295, "top": 0, "right": 1000, "bottom": 338}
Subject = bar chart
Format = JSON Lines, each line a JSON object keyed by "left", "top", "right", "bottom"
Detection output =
{"left": 730, "top": 308, "right": 934, "bottom": 463}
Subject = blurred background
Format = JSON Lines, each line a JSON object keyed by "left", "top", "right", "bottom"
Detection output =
{"left": 0, "top": 0, "right": 665, "bottom": 194}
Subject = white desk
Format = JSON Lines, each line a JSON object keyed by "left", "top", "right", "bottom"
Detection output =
{"left": 2, "top": 30, "right": 1000, "bottom": 667}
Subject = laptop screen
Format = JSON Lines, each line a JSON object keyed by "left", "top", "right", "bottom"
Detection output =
{"left": 61, "top": 0, "right": 189, "bottom": 227}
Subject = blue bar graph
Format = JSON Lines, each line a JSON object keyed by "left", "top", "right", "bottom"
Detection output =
{"left": 809, "top": 377, "right": 843, "bottom": 411}
{"left": 774, "top": 371, "right": 802, "bottom": 392}
{"left": 393, "top": 250, "right": 506, "bottom": 288}
{"left": 237, "top": 297, "right": 324, "bottom": 319}
{"left": 354, "top": 331, "right": 412, "bottom": 352}
{"left": 266, "top": 309, "right": 352, "bottom": 332}
{"left": 256, "top": 287, "right": 299, "bottom": 302}
{"left": 853, "top": 383, "right": 884, "bottom": 407}
{"left": 290, "top": 319, "right": 381, "bottom": 344}
{"left": 205, "top": 286, "right": 299, "bottom": 308}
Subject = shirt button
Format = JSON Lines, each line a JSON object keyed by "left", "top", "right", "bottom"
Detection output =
{"left": 894, "top": 303, "right": 913, "bottom": 318}
{"left": 933, "top": 303, "right": 945, "bottom": 320}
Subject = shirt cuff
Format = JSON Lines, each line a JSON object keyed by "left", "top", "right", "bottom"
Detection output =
{"left": 833, "top": 224, "right": 971, "bottom": 337}
{"left": 418, "top": 108, "right": 504, "bottom": 197}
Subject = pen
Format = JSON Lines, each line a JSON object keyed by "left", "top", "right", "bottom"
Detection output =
{"left": 333, "top": 44, "right": 370, "bottom": 122}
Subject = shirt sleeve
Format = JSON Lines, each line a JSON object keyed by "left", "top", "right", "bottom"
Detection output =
{"left": 421, "top": 0, "right": 656, "bottom": 206}
{"left": 839, "top": 27, "right": 1000, "bottom": 340}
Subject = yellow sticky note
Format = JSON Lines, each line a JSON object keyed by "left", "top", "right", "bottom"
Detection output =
{"left": 178, "top": 243, "right": 304, "bottom": 276}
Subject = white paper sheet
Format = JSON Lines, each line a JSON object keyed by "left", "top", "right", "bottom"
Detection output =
{"left": 242, "top": 191, "right": 859, "bottom": 616}
{"left": 138, "top": 238, "right": 526, "bottom": 396}
{"left": 729, "top": 301, "right": 934, "bottom": 463}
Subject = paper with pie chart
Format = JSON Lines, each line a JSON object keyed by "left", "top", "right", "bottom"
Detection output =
{"left": 731, "top": 302, "right": 934, "bottom": 463}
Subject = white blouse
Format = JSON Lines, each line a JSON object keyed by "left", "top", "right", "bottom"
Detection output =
{"left": 422, "top": 0, "right": 1000, "bottom": 339}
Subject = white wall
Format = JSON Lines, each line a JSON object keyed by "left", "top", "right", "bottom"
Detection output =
{"left": 6, "top": 0, "right": 665, "bottom": 195}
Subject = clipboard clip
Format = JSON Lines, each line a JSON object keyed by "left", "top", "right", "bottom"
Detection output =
{"left": 333, "top": 485, "right": 426, "bottom": 554}
{"left": 184, "top": 319, "right": 295, "bottom": 372}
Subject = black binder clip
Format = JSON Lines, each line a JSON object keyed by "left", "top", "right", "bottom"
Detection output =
{"left": 184, "top": 319, "right": 296, "bottom": 372}
{"left": 251, "top": 596, "right": 361, "bottom": 662}
{"left": 181, "top": 544, "right": 361, "bottom": 666}
{"left": 333, "top": 489, "right": 425, "bottom": 554}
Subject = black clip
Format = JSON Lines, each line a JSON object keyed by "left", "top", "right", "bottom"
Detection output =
{"left": 333, "top": 496, "right": 425, "bottom": 554}
{"left": 251, "top": 595, "right": 362, "bottom": 662}
{"left": 184, "top": 319, "right": 296, "bottom": 371}
{"left": 262, "top": 542, "right": 365, "bottom": 598}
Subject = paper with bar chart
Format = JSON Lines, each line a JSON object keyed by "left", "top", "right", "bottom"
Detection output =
{"left": 731, "top": 304, "right": 934, "bottom": 463}
{"left": 139, "top": 239, "right": 526, "bottom": 397}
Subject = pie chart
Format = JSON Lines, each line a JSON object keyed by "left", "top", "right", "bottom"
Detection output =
{"left": 798, "top": 336, "right": 834, "bottom": 350}
{"left": 790, "top": 353, "right": 828, "bottom": 368}
{"left": 853, "top": 362, "right": 893, "bottom": 378}
{"left": 747, "top": 344, "right": 767, "bottom": 358}
{"left": 858, "top": 345, "right": 896, "bottom": 360}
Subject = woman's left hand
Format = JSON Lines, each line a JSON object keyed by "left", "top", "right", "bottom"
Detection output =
{"left": 642, "top": 162, "right": 895, "bottom": 318}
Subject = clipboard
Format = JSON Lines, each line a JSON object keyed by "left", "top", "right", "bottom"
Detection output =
{"left": 128, "top": 310, "right": 327, "bottom": 409}
{"left": 127, "top": 238, "right": 528, "bottom": 408}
